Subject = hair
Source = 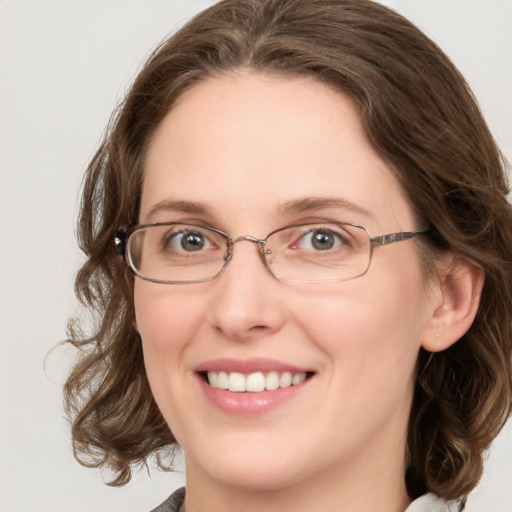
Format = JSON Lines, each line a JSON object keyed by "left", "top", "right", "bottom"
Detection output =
{"left": 64, "top": 0, "right": 512, "bottom": 505}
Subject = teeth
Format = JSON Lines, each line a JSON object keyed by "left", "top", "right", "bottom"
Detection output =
{"left": 206, "top": 370, "right": 309, "bottom": 392}
{"left": 228, "top": 372, "right": 246, "bottom": 392}
{"left": 292, "top": 373, "right": 306, "bottom": 385}
{"left": 217, "top": 371, "right": 229, "bottom": 390}
{"left": 208, "top": 371, "right": 219, "bottom": 388}
{"left": 246, "top": 372, "right": 266, "bottom": 392}
{"left": 280, "top": 372, "right": 292, "bottom": 388}
{"left": 265, "top": 371, "right": 280, "bottom": 391}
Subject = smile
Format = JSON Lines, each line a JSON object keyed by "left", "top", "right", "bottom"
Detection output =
{"left": 194, "top": 358, "right": 315, "bottom": 415}
{"left": 206, "top": 371, "right": 308, "bottom": 392}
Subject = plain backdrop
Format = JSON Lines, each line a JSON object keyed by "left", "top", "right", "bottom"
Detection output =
{"left": 1, "top": 1, "right": 511, "bottom": 511}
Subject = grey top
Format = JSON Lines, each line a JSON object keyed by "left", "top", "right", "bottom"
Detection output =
{"left": 151, "top": 487, "right": 185, "bottom": 512}
{"left": 151, "top": 488, "right": 459, "bottom": 512}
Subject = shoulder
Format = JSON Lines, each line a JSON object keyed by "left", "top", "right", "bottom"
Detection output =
{"left": 406, "top": 493, "right": 460, "bottom": 512}
{"left": 150, "top": 489, "right": 458, "bottom": 512}
{"left": 150, "top": 487, "right": 185, "bottom": 512}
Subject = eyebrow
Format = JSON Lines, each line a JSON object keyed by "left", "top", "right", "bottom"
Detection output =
{"left": 145, "top": 200, "right": 211, "bottom": 221}
{"left": 277, "top": 196, "right": 375, "bottom": 220}
{"left": 144, "top": 196, "right": 375, "bottom": 223}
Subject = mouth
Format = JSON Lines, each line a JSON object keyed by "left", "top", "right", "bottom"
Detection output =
{"left": 200, "top": 370, "right": 315, "bottom": 393}
{"left": 194, "top": 358, "right": 316, "bottom": 415}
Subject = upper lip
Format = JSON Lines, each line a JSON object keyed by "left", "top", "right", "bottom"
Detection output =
{"left": 194, "top": 357, "right": 312, "bottom": 374}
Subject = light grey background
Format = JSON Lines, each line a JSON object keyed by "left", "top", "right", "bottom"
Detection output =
{"left": 1, "top": 1, "right": 511, "bottom": 511}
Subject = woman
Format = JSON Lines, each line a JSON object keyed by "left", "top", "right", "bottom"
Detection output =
{"left": 64, "top": 1, "right": 512, "bottom": 511}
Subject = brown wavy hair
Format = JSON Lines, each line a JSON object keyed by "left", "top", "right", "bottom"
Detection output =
{"left": 64, "top": 0, "right": 512, "bottom": 504}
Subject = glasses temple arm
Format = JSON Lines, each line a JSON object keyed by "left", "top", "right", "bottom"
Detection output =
{"left": 114, "top": 227, "right": 129, "bottom": 255}
{"left": 371, "top": 228, "right": 428, "bottom": 246}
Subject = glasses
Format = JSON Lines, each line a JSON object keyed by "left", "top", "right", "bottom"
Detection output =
{"left": 115, "top": 222, "right": 427, "bottom": 284}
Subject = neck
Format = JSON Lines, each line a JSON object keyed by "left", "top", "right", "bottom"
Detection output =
{"left": 183, "top": 443, "right": 412, "bottom": 512}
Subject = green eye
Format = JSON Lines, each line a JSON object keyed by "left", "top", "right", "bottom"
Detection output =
{"left": 181, "top": 232, "right": 206, "bottom": 251}
{"left": 301, "top": 228, "right": 343, "bottom": 251}
{"left": 167, "top": 230, "right": 210, "bottom": 252}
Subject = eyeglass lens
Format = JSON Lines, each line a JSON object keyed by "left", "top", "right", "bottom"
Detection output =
{"left": 126, "top": 223, "right": 372, "bottom": 284}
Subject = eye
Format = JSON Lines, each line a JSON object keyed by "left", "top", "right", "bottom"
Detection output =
{"left": 298, "top": 228, "right": 345, "bottom": 251}
{"left": 166, "top": 229, "right": 212, "bottom": 252}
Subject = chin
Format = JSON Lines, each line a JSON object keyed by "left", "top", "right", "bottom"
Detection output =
{"left": 209, "top": 463, "right": 305, "bottom": 492}
{"left": 186, "top": 440, "right": 313, "bottom": 492}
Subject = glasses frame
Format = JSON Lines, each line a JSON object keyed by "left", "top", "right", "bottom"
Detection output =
{"left": 115, "top": 222, "right": 428, "bottom": 284}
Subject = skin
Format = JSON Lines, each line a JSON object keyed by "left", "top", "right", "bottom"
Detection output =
{"left": 134, "top": 71, "right": 480, "bottom": 512}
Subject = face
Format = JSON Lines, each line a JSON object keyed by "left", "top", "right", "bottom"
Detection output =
{"left": 135, "top": 72, "right": 436, "bottom": 497}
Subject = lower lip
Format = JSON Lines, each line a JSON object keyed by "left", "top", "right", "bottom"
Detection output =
{"left": 197, "top": 375, "right": 312, "bottom": 416}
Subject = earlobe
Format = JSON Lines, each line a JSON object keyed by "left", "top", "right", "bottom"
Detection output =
{"left": 422, "top": 255, "right": 484, "bottom": 353}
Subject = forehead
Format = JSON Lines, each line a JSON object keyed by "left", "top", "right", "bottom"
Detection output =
{"left": 141, "top": 71, "right": 414, "bottom": 232}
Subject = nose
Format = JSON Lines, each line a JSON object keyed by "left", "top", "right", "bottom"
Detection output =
{"left": 207, "top": 238, "right": 286, "bottom": 342}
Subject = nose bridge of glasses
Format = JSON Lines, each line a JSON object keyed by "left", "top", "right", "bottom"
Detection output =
{"left": 224, "top": 235, "right": 267, "bottom": 264}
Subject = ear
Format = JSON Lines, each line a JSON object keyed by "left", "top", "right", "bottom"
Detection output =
{"left": 422, "top": 255, "right": 484, "bottom": 352}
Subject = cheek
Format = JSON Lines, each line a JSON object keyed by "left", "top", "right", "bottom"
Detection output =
{"left": 133, "top": 283, "right": 208, "bottom": 430}
{"left": 293, "top": 259, "right": 427, "bottom": 382}
{"left": 133, "top": 283, "right": 208, "bottom": 401}
{"left": 134, "top": 283, "right": 204, "bottom": 349}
